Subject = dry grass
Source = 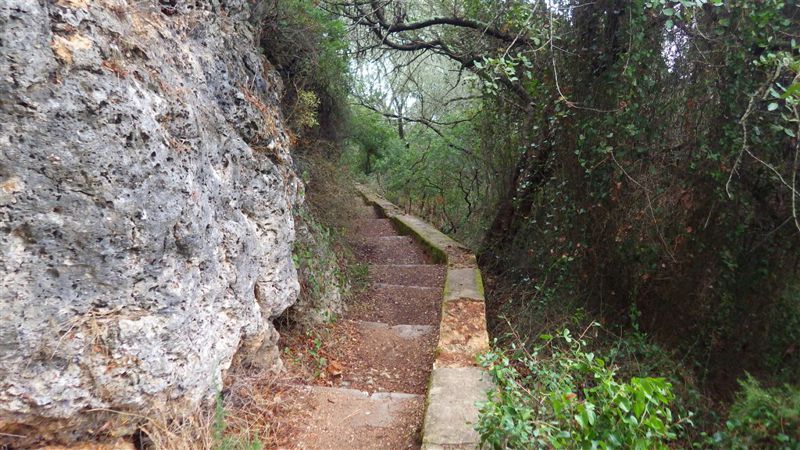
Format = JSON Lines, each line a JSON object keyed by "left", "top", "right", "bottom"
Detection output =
{"left": 139, "top": 405, "right": 214, "bottom": 450}
{"left": 139, "top": 366, "right": 305, "bottom": 449}
{"left": 298, "top": 152, "right": 362, "bottom": 243}
{"left": 219, "top": 367, "right": 306, "bottom": 448}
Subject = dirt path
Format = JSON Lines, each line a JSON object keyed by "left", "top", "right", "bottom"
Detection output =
{"left": 288, "top": 201, "right": 445, "bottom": 449}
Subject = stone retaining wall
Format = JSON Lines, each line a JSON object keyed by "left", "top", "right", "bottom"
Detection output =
{"left": 357, "top": 186, "right": 491, "bottom": 450}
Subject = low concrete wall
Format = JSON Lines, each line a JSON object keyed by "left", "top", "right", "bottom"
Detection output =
{"left": 357, "top": 186, "right": 491, "bottom": 450}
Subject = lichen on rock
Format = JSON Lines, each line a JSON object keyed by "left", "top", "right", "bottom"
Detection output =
{"left": 0, "top": 0, "right": 300, "bottom": 444}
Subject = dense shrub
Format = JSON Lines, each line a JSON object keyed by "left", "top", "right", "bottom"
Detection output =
{"left": 339, "top": 0, "right": 800, "bottom": 396}
{"left": 342, "top": 106, "right": 404, "bottom": 176}
{"left": 260, "top": 0, "right": 350, "bottom": 144}
{"left": 478, "top": 325, "right": 681, "bottom": 449}
{"left": 711, "top": 377, "right": 800, "bottom": 449}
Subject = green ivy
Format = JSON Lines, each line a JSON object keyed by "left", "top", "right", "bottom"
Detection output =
{"left": 477, "top": 325, "right": 681, "bottom": 449}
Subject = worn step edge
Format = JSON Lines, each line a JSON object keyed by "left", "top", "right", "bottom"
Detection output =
{"left": 373, "top": 282, "right": 441, "bottom": 291}
{"left": 306, "top": 384, "right": 422, "bottom": 401}
{"left": 277, "top": 382, "right": 424, "bottom": 402}
{"left": 356, "top": 185, "right": 492, "bottom": 449}
{"left": 370, "top": 263, "right": 441, "bottom": 268}
{"left": 353, "top": 320, "right": 435, "bottom": 339}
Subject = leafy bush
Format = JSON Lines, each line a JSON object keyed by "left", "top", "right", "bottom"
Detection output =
{"left": 341, "top": 106, "right": 404, "bottom": 175}
{"left": 478, "top": 325, "right": 681, "bottom": 449}
{"left": 289, "top": 89, "right": 320, "bottom": 131}
{"left": 260, "top": 0, "right": 350, "bottom": 143}
{"left": 708, "top": 377, "right": 800, "bottom": 449}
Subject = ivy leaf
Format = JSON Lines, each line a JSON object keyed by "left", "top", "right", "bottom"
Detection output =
{"left": 575, "top": 413, "right": 588, "bottom": 429}
{"left": 767, "top": 102, "right": 779, "bottom": 111}
{"left": 780, "top": 83, "right": 800, "bottom": 99}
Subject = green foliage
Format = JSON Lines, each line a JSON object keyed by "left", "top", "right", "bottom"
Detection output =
{"left": 346, "top": 103, "right": 500, "bottom": 243}
{"left": 261, "top": 0, "right": 351, "bottom": 141}
{"left": 762, "top": 284, "right": 800, "bottom": 383}
{"left": 305, "top": 329, "right": 328, "bottom": 378}
{"left": 290, "top": 89, "right": 320, "bottom": 131}
{"left": 478, "top": 325, "right": 681, "bottom": 449}
{"left": 342, "top": 106, "right": 404, "bottom": 174}
{"left": 475, "top": 54, "right": 537, "bottom": 95}
{"left": 704, "top": 377, "right": 800, "bottom": 449}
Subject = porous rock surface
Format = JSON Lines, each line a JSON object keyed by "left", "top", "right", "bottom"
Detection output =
{"left": 0, "top": 0, "right": 299, "bottom": 443}
{"left": 290, "top": 214, "right": 347, "bottom": 326}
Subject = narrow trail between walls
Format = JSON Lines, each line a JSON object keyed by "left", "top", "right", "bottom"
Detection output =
{"left": 289, "top": 198, "right": 446, "bottom": 449}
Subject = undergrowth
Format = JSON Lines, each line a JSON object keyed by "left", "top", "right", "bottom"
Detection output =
{"left": 478, "top": 323, "right": 686, "bottom": 449}
{"left": 284, "top": 150, "right": 370, "bottom": 328}
{"left": 480, "top": 276, "right": 800, "bottom": 448}
{"left": 701, "top": 377, "right": 800, "bottom": 449}
{"left": 291, "top": 205, "right": 348, "bottom": 326}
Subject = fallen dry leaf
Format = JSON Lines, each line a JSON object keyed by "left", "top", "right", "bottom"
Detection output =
{"left": 325, "top": 360, "right": 343, "bottom": 377}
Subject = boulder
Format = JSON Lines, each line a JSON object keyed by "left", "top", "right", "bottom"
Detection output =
{"left": 0, "top": 0, "right": 299, "bottom": 444}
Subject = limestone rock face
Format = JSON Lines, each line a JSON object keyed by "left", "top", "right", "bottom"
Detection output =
{"left": 0, "top": 0, "right": 299, "bottom": 443}
{"left": 291, "top": 213, "right": 347, "bottom": 326}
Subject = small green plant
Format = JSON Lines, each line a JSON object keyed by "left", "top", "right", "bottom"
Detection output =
{"left": 348, "top": 262, "right": 370, "bottom": 292}
{"left": 291, "top": 89, "right": 320, "bottom": 130}
{"left": 307, "top": 329, "right": 328, "bottom": 378}
{"left": 477, "top": 324, "right": 681, "bottom": 449}
{"left": 705, "top": 376, "right": 800, "bottom": 449}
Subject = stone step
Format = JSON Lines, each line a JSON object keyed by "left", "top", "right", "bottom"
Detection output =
{"left": 369, "top": 264, "right": 446, "bottom": 288}
{"left": 362, "top": 238, "right": 430, "bottom": 265}
{"left": 377, "top": 235, "right": 412, "bottom": 241}
{"left": 357, "top": 320, "right": 435, "bottom": 338}
{"left": 35, "top": 440, "right": 135, "bottom": 450}
{"left": 325, "top": 320, "right": 436, "bottom": 394}
{"left": 293, "top": 385, "right": 423, "bottom": 450}
{"left": 355, "top": 204, "right": 381, "bottom": 219}
{"left": 355, "top": 218, "right": 398, "bottom": 238}
{"left": 350, "top": 284, "right": 441, "bottom": 326}
{"left": 373, "top": 282, "right": 442, "bottom": 290}
{"left": 370, "top": 264, "right": 441, "bottom": 267}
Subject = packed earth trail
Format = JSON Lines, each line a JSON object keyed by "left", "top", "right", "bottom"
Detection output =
{"left": 289, "top": 198, "right": 446, "bottom": 449}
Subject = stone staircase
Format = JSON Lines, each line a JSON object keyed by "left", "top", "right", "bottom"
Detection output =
{"left": 291, "top": 190, "right": 492, "bottom": 449}
{"left": 292, "top": 202, "right": 446, "bottom": 449}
